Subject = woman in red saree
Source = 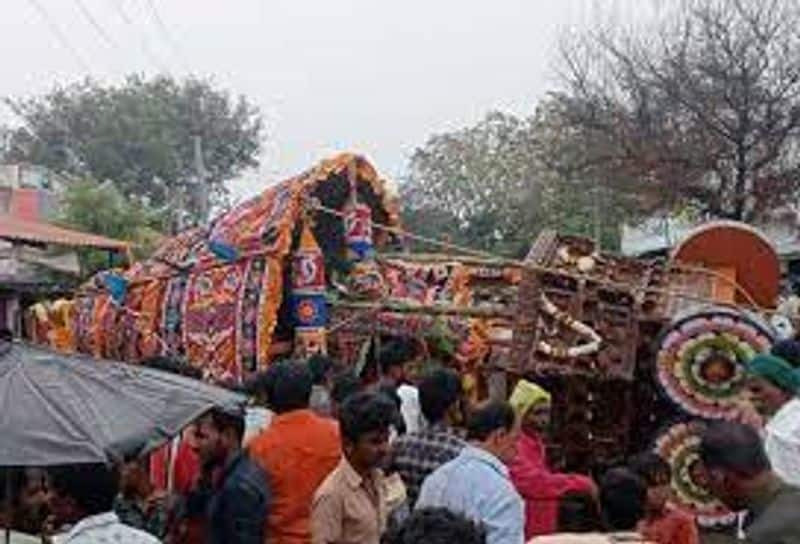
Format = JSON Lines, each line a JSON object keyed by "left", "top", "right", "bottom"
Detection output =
{"left": 509, "top": 380, "right": 597, "bottom": 539}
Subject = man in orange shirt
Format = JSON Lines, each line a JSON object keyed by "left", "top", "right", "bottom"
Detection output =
{"left": 249, "top": 360, "right": 341, "bottom": 544}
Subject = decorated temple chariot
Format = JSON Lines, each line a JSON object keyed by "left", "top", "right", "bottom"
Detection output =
{"left": 26, "top": 153, "right": 795, "bottom": 530}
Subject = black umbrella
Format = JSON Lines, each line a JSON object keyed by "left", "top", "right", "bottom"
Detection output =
{"left": 0, "top": 342, "right": 245, "bottom": 467}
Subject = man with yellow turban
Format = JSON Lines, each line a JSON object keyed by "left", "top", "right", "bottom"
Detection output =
{"left": 508, "top": 379, "right": 596, "bottom": 539}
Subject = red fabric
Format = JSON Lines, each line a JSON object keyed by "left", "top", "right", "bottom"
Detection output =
{"left": 173, "top": 438, "right": 201, "bottom": 494}
{"left": 150, "top": 444, "right": 170, "bottom": 491}
{"left": 510, "top": 432, "right": 594, "bottom": 538}
{"left": 249, "top": 409, "right": 341, "bottom": 544}
{"left": 638, "top": 508, "right": 699, "bottom": 544}
{"left": 152, "top": 429, "right": 204, "bottom": 544}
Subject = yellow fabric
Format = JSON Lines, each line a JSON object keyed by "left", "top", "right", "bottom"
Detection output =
{"left": 509, "top": 379, "right": 551, "bottom": 417}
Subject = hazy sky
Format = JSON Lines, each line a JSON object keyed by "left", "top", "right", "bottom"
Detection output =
{"left": 1, "top": 0, "right": 655, "bottom": 200}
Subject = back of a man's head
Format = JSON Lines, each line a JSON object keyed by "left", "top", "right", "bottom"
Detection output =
{"left": 381, "top": 507, "right": 486, "bottom": 544}
{"left": 308, "top": 354, "right": 334, "bottom": 386}
{"left": 244, "top": 365, "right": 279, "bottom": 402}
{"left": 378, "top": 338, "right": 417, "bottom": 374}
{"left": 599, "top": 467, "right": 647, "bottom": 531}
{"left": 268, "top": 360, "right": 313, "bottom": 414}
{"left": 331, "top": 370, "right": 361, "bottom": 406}
{"left": 419, "top": 368, "right": 463, "bottom": 425}
{"left": 700, "top": 421, "right": 770, "bottom": 478}
{"left": 49, "top": 463, "right": 118, "bottom": 517}
{"left": 629, "top": 451, "right": 670, "bottom": 486}
{"left": 557, "top": 491, "right": 604, "bottom": 533}
{"left": 209, "top": 407, "right": 246, "bottom": 444}
{"left": 466, "top": 400, "right": 516, "bottom": 442}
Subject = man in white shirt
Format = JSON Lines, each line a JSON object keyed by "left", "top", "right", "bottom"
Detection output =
{"left": 47, "top": 463, "right": 160, "bottom": 544}
{"left": 747, "top": 346, "right": 800, "bottom": 487}
{"left": 376, "top": 339, "right": 423, "bottom": 434}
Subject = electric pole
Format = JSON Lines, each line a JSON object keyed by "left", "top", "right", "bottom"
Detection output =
{"left": 193, "top": 135, "right": 209, "bottom": 225}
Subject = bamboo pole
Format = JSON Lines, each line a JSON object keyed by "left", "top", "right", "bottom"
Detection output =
{"left": 330, "top": 299, "right": 513, "bottom": 319}
{"left": 377, "top": 252, "right": 518, "bottom": 268}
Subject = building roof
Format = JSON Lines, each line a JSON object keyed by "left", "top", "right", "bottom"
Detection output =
{"left": 0, "top": 214, "right": 129, "bottom": 251}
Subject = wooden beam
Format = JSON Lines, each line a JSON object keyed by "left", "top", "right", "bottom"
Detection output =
{"left": 330, "top": 299, "right": 513, "bottom": 319}
{"left": 377, "top": 252, "right": 519, "bottom": 268}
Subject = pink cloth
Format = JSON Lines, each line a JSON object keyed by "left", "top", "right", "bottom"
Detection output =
{"left": 510, "top": 432, "right": 594, "bottom": 538}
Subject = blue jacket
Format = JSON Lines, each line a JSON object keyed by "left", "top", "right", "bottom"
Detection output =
{"left": 186, "top": 451, "right": 271, "bottom": 544}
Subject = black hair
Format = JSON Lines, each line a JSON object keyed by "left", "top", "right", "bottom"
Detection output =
{"left": 245, "top": 364, "right": 281, "bottom": 400}
{"left": 771, "top": 339, "right": 800, "bottom": 368}
{"left": 331, "top": 370, "right": 361, "bottom": 405}
{"left": 419, "top": 368, "right": 463, "bottom": 424}
{"left": 599, "top": 467, "right": 647, "bottom": 531}
{"left": 629, "top": 452, "right": 671, "bottom": 486}
{"left": 378, "top": 338, "right": 418, "bottom": 374}
{"left": 0, "top": 329, "right": 13, "bottom": 342}
{"left": 308, "top": 354, "right": 334, "bottom": 386}
{"left": 339, "top": 392, "right": 397, "bottom": 444}
{"left": 268, "top": 360, "right": 313, "bottom": 414}
{"left": 700, "top": 421, "right": 770, "bottom": 477}
{"left": 377, "top": 385, "right": 407, "bottom": 435}
{"left": 466, "top": 401, "right": 516, "bottom": 442}
{"left": 557, "top": 491, "right": 605, "bottom": 533}
{"left": 381, "top": 507, "right": 486, "bottom": 544}
{"left": 140, "top": 355, "right": 203, "bottom": 380}
{"left": 204, "top": 407, "right": 246, "bottom": 442}
{"left": 49, "top": 463, "right": 118, "bottom": 516}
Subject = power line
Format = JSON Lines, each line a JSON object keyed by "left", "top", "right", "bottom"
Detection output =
{"left": 110, "top": 0, "right": 170, "bottom": 73}
{"left": 72, "top": 0, "right": 121, "bottom": 52}
{"left": 26, "top": 0, "right": 92, "bottom": 73}
{"left": 144, "top": 0, "right": 190, "bottom": 72}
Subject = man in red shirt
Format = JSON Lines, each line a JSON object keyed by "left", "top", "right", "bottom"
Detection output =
{"left": 508, "top": 380, "right": 596, "bottom": 539}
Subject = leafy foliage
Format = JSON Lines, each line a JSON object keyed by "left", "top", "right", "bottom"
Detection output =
{"left": 58, "top": 180, "right": 164, "bottom": 276}
{"left": 402, "top": 110, "right": 632, "bottom": 256}
{"left": 3, "top": 75, "right": 263, "bottom": 226}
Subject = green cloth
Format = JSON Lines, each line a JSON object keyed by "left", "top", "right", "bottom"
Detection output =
{"left": 509, "top": 379, "right": 551, "bottom": 417}
{"left": 748, "top": 354, "right": 800, "bottom": 394}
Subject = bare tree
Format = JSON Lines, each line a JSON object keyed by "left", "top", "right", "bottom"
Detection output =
{"left": 556, "top": 0, "right": 800, "bottom": 222}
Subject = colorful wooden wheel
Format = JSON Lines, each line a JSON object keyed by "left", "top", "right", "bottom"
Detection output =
{"left": 653, "top": 420, "right": 736, "bottom": 528}
{"left": 655, "top": 307, "right": 774, "bottom": 420}
{"left": 672, "top": 220, "right": 780, "bottom": 308}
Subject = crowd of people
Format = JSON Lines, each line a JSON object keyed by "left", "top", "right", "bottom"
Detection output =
{"left": 2, "top": 337, "right": 800, "bottom": 543}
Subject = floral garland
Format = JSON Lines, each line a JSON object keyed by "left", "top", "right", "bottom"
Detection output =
{"left": 536, "top": 294, "right": 603, "bottom": 358}
{"left": 556, "top": 245, "right": 600, "bottom": 273}
{"left": 655, "top": 309, "right": 773, "bottom": 419}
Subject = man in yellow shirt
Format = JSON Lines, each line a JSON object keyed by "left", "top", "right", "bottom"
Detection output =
{"left": 312, "top": 391, "right": 397, "bottom": 544}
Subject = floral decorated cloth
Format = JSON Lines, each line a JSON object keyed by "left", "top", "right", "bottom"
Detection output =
{"left": 64, "top": 153, "right": 400, "bottom": 382}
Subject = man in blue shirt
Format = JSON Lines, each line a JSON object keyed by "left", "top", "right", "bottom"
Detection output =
{"left": 416, "top": 400, "right": 524, "bottom": 544}
{"left": 187, "top": 407, "right": 270, "bottom": 544}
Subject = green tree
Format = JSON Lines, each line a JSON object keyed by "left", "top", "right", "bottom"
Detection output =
{"left": 402, "top": 110, "right": 632, "bottom": 257}
{"left": 58, "top": 179, "right": 164, "bottom": 276}
{"left": 4, "top": 75, "right": 263, "bottom": 227}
